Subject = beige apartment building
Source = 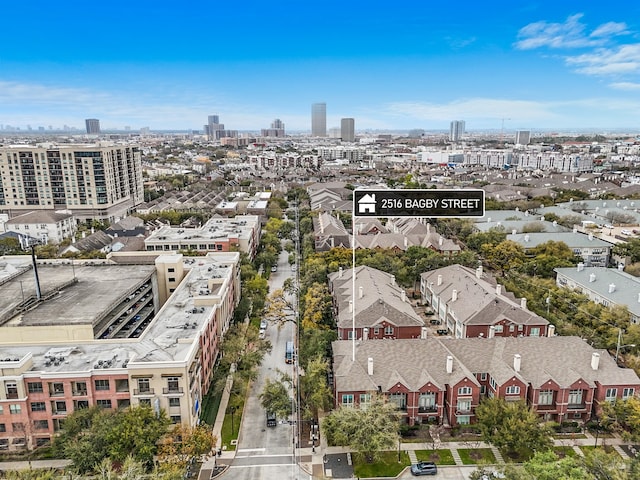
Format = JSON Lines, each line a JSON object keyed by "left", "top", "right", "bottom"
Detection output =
{"left": 0, "top": 143, "right": 144, "bottom": 223}
{"left": 0, "top": 250, "right": 240, "bottom": 451}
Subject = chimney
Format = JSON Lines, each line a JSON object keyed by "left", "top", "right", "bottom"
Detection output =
{"left": 404, "top": 237, "right": 408, "bottom": 248}
{"left": 359, "top": 286, "right": 364, "bottom": 299}
{"left": 446, "top": 355, "right": 453, "bottom": 374}
{"left": 496, "top": 284, "right": 502, "bottom": 296}
{"left": 488, "top": 326, "right": 495, "bottom": 338}
{"left": 438, "top": 237, "right": 443, "bottom": 246}
{"left": 427, "top": 223, "right": 431, "bottom": 234}
{"left": 589, "top": 273, "right": 596, "bottom": 283}
{"left": 524, "top": 234, "right": 530, "bottom": 242}
{"left": 339, "top": 267, "right": 343, "bottom": 278}
{"left": 573, "top": 226, "right": 578, "bottom": 233}
{"left": 421, "top": 326, "right": 428, "bottom": 339}
{"left": 348, "top": 300, "right": 353, "bottom": 313}
{"left": 437, "top": 275, "right": 443, "bottom": 286}
{"left": 547, "top": 324, "right": 555, "bottom": 337}
{"left": 512, "top": 229, "right": 517, "bottom": 235}
{"left": 609, "top": 283, "right": 616, "bottom": 293}
{"left": 401, "top": 290, "right": 406, "bottom": 302}
{"left": 452, "top": 289, "right": 458, "bottom": 302}
{"left": 476, "top": 266, "right": 483, "bottom": 279}
{"left": 487, "top": 217, "right": 492, "bottom": 223}
{"left": 577, "top": 262, "right": 584, "bottom": 272}
{"left": 618, "top": 263, "right": 624, "bottom": 271}
{"left": 520, "top": 297, "right": 527, "bottom": 310}
{"left": 591, "top": 352, "right": 600, "bottom": 370}
{"left": 513, "top": 354, "right": 521, "bottom": 372}
{"left": 367, "top": 357, "right": 374, "bottom": 376}
{"left": 588, "top": 233, "right": 593, "bottom": 241}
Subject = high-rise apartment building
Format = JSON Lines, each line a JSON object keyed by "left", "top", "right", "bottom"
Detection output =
{"left": 85, "top": 118, "right": 101, "bottom": 134}
{"left": 340, "top": 118, "right": 355, "bottom": 142}
{"left": 311, "top": 103, "right": 327, "bottom": 137}
{"left": 206, "top": 114, "right": 237, "bottom": 141}
{"left": 449, "top": 120, "right": 465, "bottom": 142}
{"left": 0, "top": 143, "right": 143, "bottom": 222}
{"left": 515, "top": 130, "right": 531, "bottom": 146}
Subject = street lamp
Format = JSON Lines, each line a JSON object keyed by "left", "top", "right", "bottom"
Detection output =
{"left": 615, "top": 329, "right": 636, "bottom": 364}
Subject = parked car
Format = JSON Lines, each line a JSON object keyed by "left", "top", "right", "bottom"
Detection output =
{"left": 411, "top": 461, "right": 438, "bottom": 476}
{"left": 266, "top": 412, "right": 277, "bottom": 427}
{"left": 430, "top": 319, "right": 441, "bottom": 325}
{"left": 437, "top": 329, "right": 448, "bottom": 335}
{"left": 622, "top": 229, "right": 632, "bottom": 235}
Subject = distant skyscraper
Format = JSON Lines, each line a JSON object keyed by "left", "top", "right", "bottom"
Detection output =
{"left": 85, "top": 118, "right": 101, "bottom": 134}
{"left": 261, "top": 118, "right": 285, "bottom": 137}
{"left": 515, "top": 130, "right": 531, "bottom": 145}
{"left": 340, "top": 118, "right": 355, "bottom": 142}
{"left": 206, "top": 114, "right": 236, "bottom": 141}
{"left": 449, "top": 120, "right": 465, "bottom": 142}
{"left": 311, "top": 103, "right": 326, "bottom": 137}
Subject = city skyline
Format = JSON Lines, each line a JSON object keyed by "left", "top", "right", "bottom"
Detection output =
{"left": 1, "top": 1, "right": 640, "bottom": 132}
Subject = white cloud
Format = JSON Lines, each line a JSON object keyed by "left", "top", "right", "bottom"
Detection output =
{"left": 515, "top": 14, "right": 628, "bottom": 50}
{"left": 565, "top": 44, "right": 640, "bottom": 75}
{"left": 609, "top": 82, "right": 640, "bottom": 91}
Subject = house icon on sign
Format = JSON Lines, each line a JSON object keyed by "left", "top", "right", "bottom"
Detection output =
{"left": 358, "top": 193, "right": 377, "bottom": 214}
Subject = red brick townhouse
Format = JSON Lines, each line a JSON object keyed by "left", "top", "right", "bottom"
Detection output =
{"left": 420, "top": 265, "right": 551, "bottom": 338}
{"left": 332, "top": 336, "right": 640, "bottom": 427}
{"left": 328, "top": 266, "right": 425, "bottom": 341}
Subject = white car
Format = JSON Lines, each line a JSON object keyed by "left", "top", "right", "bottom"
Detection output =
{"left": 622, "top": 229, "right": 632, "bottom": 235}
{"left": 291, "top": 264, "right": 297, "bottom": 272}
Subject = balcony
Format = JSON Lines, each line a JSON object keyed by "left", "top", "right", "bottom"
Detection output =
{"left": 5, "top": 392, "right": 19, "bottom": 400}
{"left": 567, "top": 403, "right": 586, "bottom": 410}
{"left": 133, "top": 388, "right": 155, "bottom": 396}
{"left": 163, "top": 387, "right": 184, "bottom": 394}
{"left": 72, "top": 390, "right": 88, "bottom": 397}
{"left": 418, "top": 406, "right": 438, "bottom": 413}
{"left": 536, "top": 403, "right": 557, "bottom": 411}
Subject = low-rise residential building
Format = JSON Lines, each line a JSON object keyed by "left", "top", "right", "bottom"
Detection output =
{"left": 332, "top": 336, "right": 640, "bottom": 427}
{"left": 144, "top": 214, "right": 261, "bottom": 259}
{"left": 329, "top": 266, "right": 425, "bottom": 340}
{"left": 555, "top": 264, "right": 640, "bottom": 324}
{"left": 0, "top": 251, "right": 240, "bottom": 451}
{"left": 4, "top": 210, "right": 76, "bottom": 245}
{"left": 421, "top": 265, "right": 551, "bottom": 338}
{"left": 507, "top": 230, "right": 613, "bottom": 267}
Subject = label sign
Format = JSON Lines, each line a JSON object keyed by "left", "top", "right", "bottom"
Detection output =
{"left": 353, "top": 189, "right": 485, "bottom": 218}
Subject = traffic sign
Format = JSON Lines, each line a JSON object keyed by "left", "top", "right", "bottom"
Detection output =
{"left": 353, "top": 189, "right": 485, "bottom": 218}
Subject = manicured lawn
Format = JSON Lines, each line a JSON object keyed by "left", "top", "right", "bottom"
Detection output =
{"left": 458, "top": 448, "right": 496, "bottom": 465}
{"left": 353, "top": 451, "right": 410, "bottom": 478}
{"left": 580, "top": 445, "right": 621, "bottom": 457}
{"left": 554, "top": 446, "right": 578, "bottom": 458}
{"left": 415, "top": 449, "right": 456, "bottom": 465}
{"left": 500, "top": 447, "right": 535, "bottom": 463}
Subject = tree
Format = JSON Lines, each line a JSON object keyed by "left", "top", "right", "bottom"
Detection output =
{"left": 299, "top": 356, "right": 333, "bottom": 422}
{"left": 157, "top": 423, "right": 216, "bottom": 468}
{"left": 475, "top": 398, "right": 552, "bottom": 456}
{"left": 523, "top": 240, "right": 580, "bottom": 278}
{"left": 300, "top": 283, "right": 333, "bottom": 330}
{"left": 600, "top": 396, "right": 640, "bottom": 442}
{"left": 497, "top": 451, "right": 588, "bottom": 480}
{"left": 481, "top": 240, "right": 526, "bottom": 277}
{"left": 322, "top": 395, "right": 400, "bottom": 463}
{"left": 260, "top": 371, "right": 293, "bottom": 419}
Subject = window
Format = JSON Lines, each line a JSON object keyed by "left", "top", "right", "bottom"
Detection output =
{"left": 27, "top": 382, "right": 43, "bottom": 393}
{"left": 168, "top": 268, "right": 175, "bottom": 273}
{"left": 115, "top": 379, "right": 129, "bottom": 392}
{"left": 538, "top": 390, "right": 554, "bottom": 405}
{"left": 94, "top": 379, "right": 110, "bottom": 391}
{"left": 493, "top": 325, "right": 503, "bottom": 333}
{"left": 490, "top": 378, "right": 497, "bottom": 390}
{"left": 73, "top": 382, "right": 87, "bottom": 396}
{"left": 457, "top": 399, "right": 471, "bottom": 413}
{"left": 9, "top": 405, "right": 21, "bottom": 414}
{"left": 166, "top": 377, "right": 180, "bottom": 393}
{"left": 384, "top": 325, "right": 394, "bottom": 336}
{"left": 458, "top": 386, "right": 472, "bottom": 395}
{"left": 168, "top": 277, "right": 176, "bottom": 282}
{"left": 359, "top": 393, "right": 372, "bottom": 408}
{"left": 373, "top": 327, "right": 380, "bottom": 335}
{"left": 97, "top": 399, "right": 112, "bottom": 409}
{"left": 5, "top": 382, "right": 18, "bottom": 399}
{"left": 139, "top": 398, "right": 151, "bottom": 406}
{"left": 53, "top": 401, "right": 67, "bottom": 413}
{"left": 509, "top": 325, "right": 515, "bottom": 332}
{"left": 530, "top": 327, "right": 540, "bottom": 337}
{"left": 419, "top": 392, "right": 437, "bottom": 412}
{"left": 36, "top": 438, "right": 50, "bottom": 447}
{"left": 388, "top": 393, "right": 407, "bottom": 410}
{"left": 342, "top": 394, "right": 354, "bottom": 407}
{"left": 12, "top": 423, "right": 24, "bottom": 432}
{"left": 623, "top": 388, "right": 635, "bottom": 400}
{"left": 50, "top": 382, "right": 64, "bottom": 396}
{"left": 347, "top": 330, "right": 354, "bottom": 340}
{"left": 30, "top": 402, "right": 46, "bottom": 412}
{"left": 605, "top": 388, "right": 618, "bottom": 403}
{"left": 170, "top": 415, "right": 181, "bottom": 424}
{"left": 0, "top": 424, "right": 5, "bottom": 432}
{"left": 568, "top": 389, "right": 583, "bottom": 406}
{"left": 34, "top": 420, "right": 48, "bottom": 430}
{"left": 169, "top": 397, "right": 181, "bottom": 407}
{"left": 457, "top": 415, "right": 470, "bottom": 425}
{"left": 480, "top": 373, "right": 487, "bottom": 381}
{"left": 137, "top": 378, "right": 151, "bottom": 394}
{"left": 74, "top": 400, "right": 89, "bottom": 410}
{"left": 505, "top": 386, "right": 520, "bottom": 395}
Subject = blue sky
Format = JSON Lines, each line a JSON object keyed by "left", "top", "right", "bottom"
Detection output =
{"left": 1, "top": 0, "right": 640, "bottom": 132}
